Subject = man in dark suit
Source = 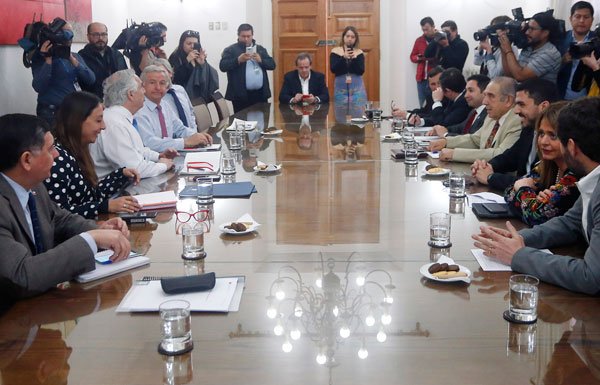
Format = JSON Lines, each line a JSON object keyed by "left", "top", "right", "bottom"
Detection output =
{"left": 0, "top": 114, "right": 131, "bottom": 300}
{"left": 409, "top": 68, "right": 471, "bottom": 127}
{"left": 279, "top": 52, "right": 329, "bottom": 104}
{"left": 427, "top": 74, "right": 490, "bottom": 137}
{"left": 473, "top": 97, "right": 600, "bottom": 295}
{"left": 471, "top": 78, "right": 559, "bottom": 190}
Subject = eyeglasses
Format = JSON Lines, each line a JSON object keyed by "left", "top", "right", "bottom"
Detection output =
{"left": 175, "top": 210, "right": 210, "bottom": 223}
{"left": 88, "top": 32, "right": 108, "bottom": 38}
{"left": 186, "top": 161, "right": 214, "bottom": 172}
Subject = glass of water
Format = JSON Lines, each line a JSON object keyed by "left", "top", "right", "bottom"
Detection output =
{"left": 429, "top": 212, "right": 451, "bottom": 248}
{"left": 401, "top": 130, "right": 415, "bottom": 144}
{"left": 229, "top": 131, "right": 242, "bottom": 150}
{"left": 196, "top": 178, "right": 214, "bottom": 205}
{"left": 181, "top": 225, "right": 206, "bottom": 260}
{"left": 448, "top": 172, "right": 466, "bottom": 197}
{"left": 507, "top": 274, "right": 539, "bottom": 323}
{"left": 404, "top": 142, "right": 419, "bottom": 165}
{"left": 159, "top": 300, "right": 193, "bottom": 355}
{"left": 221, "top": 153, "right": 236, "bottom": 175}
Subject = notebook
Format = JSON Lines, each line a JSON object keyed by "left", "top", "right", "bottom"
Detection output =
{"left": 179, "top": 181, "right": 257, "bottom": 198}
{"left": 181, "top": 151, "right": 222, "bottom": 176}
{"left": 134, "top": 190, "right": 178, "bottom": 210}
{"left": 179, "top": 143, "right": 222, "bottom": 152}
{"left": 76, "top": 254, "right": 150, "bottom": 283}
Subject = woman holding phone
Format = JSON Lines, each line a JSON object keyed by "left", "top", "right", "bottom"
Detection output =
{"left": 44, "top": 91, "right": 141, "bottom": 219}
{"left": 330, "top": 26, "right": 367, "bottom": 106}
{"left": 505, "top": 101, "right": 580, "bottom": 226}
{"left": 169, "top": 30, "right": 218, "bottom": 100}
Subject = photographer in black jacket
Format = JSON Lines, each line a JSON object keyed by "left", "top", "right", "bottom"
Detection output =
{"left": 79, "top": 22, "right": 128, "bottom": 99}
{"left": 219, "top": 23, "right": 276, "bottom": 112}
{"left": 424, "top": 20, "right": 469, "bottom": 71}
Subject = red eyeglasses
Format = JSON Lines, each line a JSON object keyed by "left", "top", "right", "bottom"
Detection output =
{"left": 175, "top": 210, "right": 210, "bottom": 223}
{"left": 186, "top": 161, "right": 214, "bottom": 172}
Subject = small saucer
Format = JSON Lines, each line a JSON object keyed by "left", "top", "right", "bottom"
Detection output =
{"left": 503, "top": 310, "right": 537, "bottom": 324}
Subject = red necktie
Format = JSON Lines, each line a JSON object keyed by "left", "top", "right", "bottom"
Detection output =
{"left": 156, "top": 104, "right": 168, "bottom": 138}
{"left": 463, "top": 110, "right": 477, "bottom": 134}
{"left": 484, "top": 121, "right": 500, "bottom": 149}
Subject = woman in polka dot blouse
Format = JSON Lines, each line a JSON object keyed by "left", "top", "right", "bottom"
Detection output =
{"left": 44, "top": 92, "right": 141, "bottom": 219}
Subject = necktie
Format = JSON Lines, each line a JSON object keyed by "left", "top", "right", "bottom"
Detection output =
{"left": 484, "top": 121, "right": 500, "bottom": 149}
{"left": 27, "top": 192, "right": 45, "bottom": 254}
{"left": 132, "top": 118, "right": 139, "bottom": 130}
{"left": 463, "top": 110, "right": 477, "bottom": 134}
{"left": 156, "top": 104, "right": 168, "bottom": 138}
{"left": 167, "top": 88, "right": 188, "bottom": 126}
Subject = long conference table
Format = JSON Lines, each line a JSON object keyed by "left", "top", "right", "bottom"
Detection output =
{"left": 1, "top": 102, "right": 599, "bottom": 385}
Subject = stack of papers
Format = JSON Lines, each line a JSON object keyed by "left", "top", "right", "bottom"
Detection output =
{"left": 134, "top": 191, "right": 177, "bottom": 210}
{"left": 225, "top": 118, "right": 258, "bottom": 131}
{"left": 116, "top": 276, "right": 245, "bottom": 313}
{"left": 181, "top": 151, "right": 222, "bottom": 176}
{"left": 76, "top": 253, "right": 150, "bottom": 283}
{"left": 180, "top": 143, "right": 222, "bottom": 152}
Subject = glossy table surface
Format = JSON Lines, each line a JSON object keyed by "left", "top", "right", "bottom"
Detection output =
{"left": 1, "top": 103, "right": 599, "bottom": 385}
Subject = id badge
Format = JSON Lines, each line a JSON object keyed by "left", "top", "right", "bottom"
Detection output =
{"left": 345, "top": 74, "right": 352, "bottom": 84}
{"left": 73, "top": 80, "right": 82, "bottom": 91}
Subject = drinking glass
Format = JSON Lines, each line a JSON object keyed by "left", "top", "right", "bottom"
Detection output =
{"left": 159, "top": 300, "right": 193, "bottom": 355}
{"left": 196, "top": 178, "right": 213, "bottom": 205}
{"left": 372, "top": 109, "right": 383, "bottom": 121}
{"left": 181, "top": 226, "right": 206, "bottom": 260}
{"left": 429, "top": 212, "right": 451, "bottom": 248}
{"left": 401, "top": 130, "right": 415, "bottom": 144}
{"left": 221, "top": 153, "right": 236, "bottom": 175}
{"left": 404, "top": 142, "right": 419, "bottom": 165}
{"left": 506, "top": 275, "right": 539, "bottom": 323}
{"left": 229, "top": 131, "right": 242, "bottom": 150}
{"left": 448, "top": 172, "right": 466, "bottom": 197}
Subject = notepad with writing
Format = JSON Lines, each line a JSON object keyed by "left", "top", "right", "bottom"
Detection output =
{"left": 134, "top": 191, "right": 177, "bottom": 210}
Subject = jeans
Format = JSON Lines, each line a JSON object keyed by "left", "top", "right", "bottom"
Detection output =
{"left": 416, "top": 80, "right": 430, "bottom": 108}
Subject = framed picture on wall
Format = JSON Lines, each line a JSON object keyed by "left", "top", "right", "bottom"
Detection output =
{"left": 0, "top": 0, "right": 92, "bottom": 45}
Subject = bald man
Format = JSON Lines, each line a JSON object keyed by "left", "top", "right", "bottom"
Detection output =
{"left": 79, "top": 22, "right": 128, "bottom": 98}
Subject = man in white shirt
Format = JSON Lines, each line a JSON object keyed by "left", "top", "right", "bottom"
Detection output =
{"left": 135, "top": 65, "right": 212, "bottom": 152}
{"left": 90, "top": 69, "right": 175, "bottom": 179}
{"left": 473, "top": 97, "right": 600, "bottom": 295}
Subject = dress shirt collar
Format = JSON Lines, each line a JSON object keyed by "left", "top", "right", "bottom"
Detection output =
{"left": 474, "top": 104, "right": 485, "bottom": 117}
{"left": 496, "top": 108, "right": 512, "bottom": 127}
{"left": 577, "top": 164, "right": 600, "bottom": 198}
{"left": 108, "top": 105, "right": 134, "bottom": 124}
{"left": 453, "top": 90, "right": 465, "bottom": 102}
{"left": 144, "top": 98, "right": 161, "bottom": 112}
{"left": 298, "top": 72, "right": 311, "bottom": 83}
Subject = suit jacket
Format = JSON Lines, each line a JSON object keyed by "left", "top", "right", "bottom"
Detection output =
{"left": 513, "top": 176, "right": 600, "bottom": 295}
{"left": 278, "top": 70, "right": 329, "bottom": 104}
{"left": 78, "top": 44, "right": 128, "bottom": 99}
{"left": 0, "top": 176, "right": 96, "bottom": 299}
{"left": 447, "top": 108, "right": 487, "bottom": 136}
{"left": 445, "top": 108, "right": 522, "bottom": 163}
{"left": 219, "top": 40, "right": 276, "bottom": 103}
{"left": 488, "top": 126, "right": 537, "bottom": 191}
{"left": 424, "top": 92, "right": 471, "bottom": 127}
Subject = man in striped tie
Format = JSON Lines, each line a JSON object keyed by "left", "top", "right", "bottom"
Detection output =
{"left": 427, "top": 76, "right": 522, "bottom": 163}
{"left": 0, "top": 114, "right": 131, "bottom": 300}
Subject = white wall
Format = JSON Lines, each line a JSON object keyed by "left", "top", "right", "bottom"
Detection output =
{"left": 2, "top": 0, "right": 592, "bottom": 116}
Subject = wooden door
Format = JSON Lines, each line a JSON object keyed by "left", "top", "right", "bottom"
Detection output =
{"left": 272, "top": 0, "right": 380, "bottom": 103}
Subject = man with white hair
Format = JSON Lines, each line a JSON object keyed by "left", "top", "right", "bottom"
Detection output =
{"left": 151, "top": 58, "right": 197, "bottom": 131}
{"left": 135, "top": 65, "right": 212, "bottom": 152}
{"left": 90, "top": 69, "right": 175, "bottom": 179}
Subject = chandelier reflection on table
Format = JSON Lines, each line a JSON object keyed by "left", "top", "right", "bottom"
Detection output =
{"left": 265, "top": 255, "right": 395, "bottom": 367}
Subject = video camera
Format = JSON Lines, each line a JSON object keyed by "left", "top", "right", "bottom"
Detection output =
{"left": 432, "top": 30, "right": 450, "bottom": 43}
{"left": 569, "top": 25, "right": 600, "bottom": 59}
{"left": 18, "top": 16, "right": 73, "bottom": 67}
{"left": 113, "top": 21, "right": 167, "bottom": 58}
{"left": 473, "top": 8, "right": 529, "bottom": 49}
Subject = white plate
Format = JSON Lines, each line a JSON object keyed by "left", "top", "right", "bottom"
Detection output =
{"left": 424, "top": 167, "right": 450, "bottom": 176}
{"left": 262, "top": 129, "right": 283, "bottom": 136}
{"left": 219, "top": 222, "right": 260, "bottom": 235}
{"left": 351, "top": 117, "right": 369, "bottom": 123}
{"left": 420, "top": 262, "right": 471, "bottom": 283}
{"left": 254, "top": 164, "right": 282, "bottom": 173}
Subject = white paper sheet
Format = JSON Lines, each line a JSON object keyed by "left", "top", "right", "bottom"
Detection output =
{"left": 225, "top": 118, "right": 258, "bottom": 131}
{"left": 467, "top": 192, "right": 505, "bottom": 207}
{"left": 471, "top": 249, "right": 512, "bottom": 271}
{"left": 116, "top": 277, "right": 239, "bottom": 313}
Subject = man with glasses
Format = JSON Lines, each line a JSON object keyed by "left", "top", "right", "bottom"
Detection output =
{"left": 499, "top": 12, "right": 562, "bottom": 83}
{"left": 79, "top": 22, "right": 128, "bottom": 99}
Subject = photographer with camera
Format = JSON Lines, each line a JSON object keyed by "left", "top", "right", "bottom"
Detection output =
{"left": 125, "top": 22, "right": 168, "bottom": 76}
{"left": 473, "top": 16, "right": 518, "bottom": 78}
{"left": 410, "top": 17, "right": 437, "bottom": 107}
{"left": 424, "top": 20, "right": 469, "bottom": 71}
{"left": 500, "top": 12, "right": 562, "bottom": 83}
{"left": 78, "top": 22, "right": 128, "bottom": 99}
{"left": 557, "top": 2, "right": 596, "bottom": 99}
{"left": 31, "top": 18, "right": 95, "bottom": 126}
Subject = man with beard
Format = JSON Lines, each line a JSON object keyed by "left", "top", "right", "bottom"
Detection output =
{"left": 471, "top": 78, "right": 559, "bottom": 190}
{"left": 499, "top": 11, "right": 562, "bottom": 83}
{"left": 79, "top": 22, "right": 128, "bottom": 99}
{"left": 472, "top": 97, "right": 600, "bottom": 295}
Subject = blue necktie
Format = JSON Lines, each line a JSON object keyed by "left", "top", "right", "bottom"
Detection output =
{"left": 27, "top": 192, "right": 45, "bottom": 254}
{"left": 167, "top": 88, "right": 189, "bottom": 126}
{"left": 132, "top": 118, "right": 139, "bottom": 131}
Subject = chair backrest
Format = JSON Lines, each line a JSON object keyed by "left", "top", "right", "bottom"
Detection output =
{"left": 192, "top": 101, "right": 213, "bottom": 133}
{"left": 212, "top": 91, "right": 231, "bottom": 121}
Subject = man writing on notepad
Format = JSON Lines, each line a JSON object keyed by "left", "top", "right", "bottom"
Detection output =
{"left": 0, "top": 114, "right": 131, "bottom": 300}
